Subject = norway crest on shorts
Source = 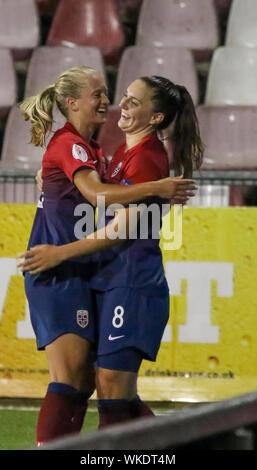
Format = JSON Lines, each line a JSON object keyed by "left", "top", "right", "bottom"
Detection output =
{"left": 76, "top": 309, "right": 89, "bottom": 328}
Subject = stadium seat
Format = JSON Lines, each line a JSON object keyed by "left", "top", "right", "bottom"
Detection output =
{"left": 0, "top": 49, "right": 17, "bottom": 119}
{"left": 191, "top": 104, "right": 257, "bottom": 207}
{"left": 136, "top": 0, "right": 219, "bottom": 61}
{"left": 35, "top": 0, "right": 60, "bottom": 15}
{"left": 24, "top": 46, "right": 106, "bottom": 97}
{"left": 114, "top": 46, "right": 198, "bottom": 105}
{"left": 97, "top": 106, "right": 124, "bottom": 160}
{"left": 205, "top": 46, "right": 257, "bottom": 105}
{"left": 197, "top": 105, "right": 257, "bottom": 170}
{"left": 1, "top": 105, "right": 65, "bottom": 170}
{"left": 225, "top": 0, "right": 257, "bottom": 48}
{"left": 47, "top": 0, "right": 125, "bottom": 65}
{"left": 0, "top": 0, "right": 40, "bottom": 61}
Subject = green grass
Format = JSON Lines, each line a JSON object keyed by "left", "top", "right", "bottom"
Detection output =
{"left": 0, "top": 409, "right": 99, "bottom": 450}
{"left": 0, "top": 406, "right": 174, "bottom": 450}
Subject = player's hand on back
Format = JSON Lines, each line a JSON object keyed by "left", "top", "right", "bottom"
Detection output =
{"left": 153, "top": 175, "right": 197, "bottom": 201}
{"left": 17, "top": 245, "right": 65, "bottom": 275}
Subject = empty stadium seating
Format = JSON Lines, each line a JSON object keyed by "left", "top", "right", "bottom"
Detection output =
{"left": 188, "top": 104, "right": 256, "bottom": 207}
{"left": 0, "top": 0, "right": 254, "bottom": 208}
{"left": 47, "top": 0, "right": 125, "bottom": 65}
{"left": 0, "top": 49, "right": 16, "bottom": 119}
{"left": 97, "top": 106, "right": 124, "bottom": 159}
{"left": 114, "top": 46, "right": 198, "bottom": 105}
{"left": 136, "top": 0, "right": 219, "bottom": 61}
{"left": 0, "top": 0, "right": 40, "bottom": 60}
{"left": 197, "top": 105, "right": 257, "bottom": 169}
{"left": 0, "top": 105, "right": 65, "bottom": 170}
{"left": 24, "top": 46, "right": 106, "bottom": 97}
{"left": 205, "top": 46, "right": 257, "bottom": 105}
{"left": 225, "top": 0, "right": 257, "bottom": 48}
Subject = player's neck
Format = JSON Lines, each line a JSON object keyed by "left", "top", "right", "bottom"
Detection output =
{"left": 68, "top": 119, "right": 96, "bottom": 142}
{"left": 125, "top": 128, "right": 155, "bottom": 151}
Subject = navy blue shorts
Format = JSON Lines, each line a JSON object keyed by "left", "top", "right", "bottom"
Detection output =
{"left": 96, "top": 348, "right": 143, "bottom": 372}
{"left": 92, "top": 287, "right": 170, "bottom": 362}
{"left": 24, "top": 269, "right": 95, "bottom": 350}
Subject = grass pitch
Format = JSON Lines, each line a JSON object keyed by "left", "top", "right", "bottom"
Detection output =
{"left": 0, "top": 403, "right": 176, "bottom": 450}
{"left": 0, "top": 407, "right": 99, "bottom": 450}
{"left": 0, "top": 404, "right": 174, "bottom": 450}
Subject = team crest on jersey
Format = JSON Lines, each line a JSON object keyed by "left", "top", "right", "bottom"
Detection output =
{"left": 121, "top": 178, "right": 132, "bottom": 185}
{"left": 72, "top": 144, "right": 88, "bottom": 163}
{"left": 76, "top": 309, "right": 89, "bottom": 328}
{"left": 111, "top": 161, "right": 123, "bottom": 178}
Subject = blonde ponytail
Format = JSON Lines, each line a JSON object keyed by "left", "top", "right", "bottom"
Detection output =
{"left": 19, "top": 66, "right": 99, "bottom": 147}
{"left": 19, "top": 85, "right": 55, "bottom": 147}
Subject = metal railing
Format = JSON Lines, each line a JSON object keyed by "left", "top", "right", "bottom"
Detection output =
{"left": 0, "top": 168, "right": 39, "bottom": 203}
{"left": 0, "top": 168, "right": 257, "bottom": 205}
{"left": 34, "top": 391, "right": 257, "bottom": 450}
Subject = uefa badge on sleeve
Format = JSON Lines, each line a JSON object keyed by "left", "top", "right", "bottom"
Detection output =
{"left": 76, "top": 309, "right": 89, "bottom": 328}
{"left": 72, "top": 144, "right": 88, "bottom": 162}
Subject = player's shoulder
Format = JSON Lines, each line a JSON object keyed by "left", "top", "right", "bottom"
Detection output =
{"left": 124, "top": 133, "right": 169, "bottom": 180}
{"left": 130, "top": 134, "right": 167, "bottom": 165}
{"left": 141, "top": 133, "right": 166, "bottom": 154}
{"left": 46, "top": 123, "right": 93, "bottom": 160}
{"left": 53, "top": 124, "right": 90, "bottom": 148}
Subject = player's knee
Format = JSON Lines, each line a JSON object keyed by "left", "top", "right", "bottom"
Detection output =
{"left": 49, "top": 359, "right": 90, "bottom": 390}
{"left": 96, "top": 368, "right": 137, "bottom": 399}
{"left": 96, "top": 369, "right": 122, "bottom": 397}
{"left": 97, "top": 368, "right": 120, "bottom": 387}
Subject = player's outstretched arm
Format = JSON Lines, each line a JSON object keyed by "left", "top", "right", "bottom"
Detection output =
{"left": 18, "top": 173, "right": 197, "bottom": 274}
{"left": 73, "top": 169, "right": 197, "bottom": 207}
{"left": 17, "top": 206, "right": 139, "bottom": 274}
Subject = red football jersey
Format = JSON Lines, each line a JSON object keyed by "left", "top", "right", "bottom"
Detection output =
{"left": 28, "top": 122, "right": 104, "bottom": 261}
{"left": 90, "top": 132, "right": 170, "bottom": 295}
{"left": 43, "top": 122, "right": 102, "bottom": 181}
{"left": 105, "top": 132, "right": 169, "bottom": 185}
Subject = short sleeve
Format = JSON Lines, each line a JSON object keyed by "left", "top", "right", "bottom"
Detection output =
{"left": 55, "top": 139, "right": 96, "bottom": 182}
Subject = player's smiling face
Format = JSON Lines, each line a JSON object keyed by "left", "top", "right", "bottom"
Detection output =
{"left": 75, "top": 73, "right": 110, "bottom": 126}
{"left": 118, "top": 79, "right": 156, "bottom": 134}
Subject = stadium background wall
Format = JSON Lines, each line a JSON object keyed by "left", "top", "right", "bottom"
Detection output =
{"left": 0, "top": 204, "right": 257, "bottom": 400}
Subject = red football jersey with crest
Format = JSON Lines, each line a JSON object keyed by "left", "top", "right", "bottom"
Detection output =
{"left": 90, "top": 132, "right": 170, "bottom": 295}
{"left": 28, "top": 123, "right": 105, "bottom": 270}
{"left": 105, "top": 132, "right": 169, "bottom": 185}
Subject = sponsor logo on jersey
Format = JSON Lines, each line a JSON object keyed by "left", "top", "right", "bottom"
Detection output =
{"left": 108, "top": 334, "right": 125, "bottom": 341}
{"left": 111, "top": 161, "right": 123, "bottom": 178}
{"left": 76, "top": 309, "right": 89, "bottom": 328}
{"left": 72, "top": 144, "right": 88, "bottom": 163}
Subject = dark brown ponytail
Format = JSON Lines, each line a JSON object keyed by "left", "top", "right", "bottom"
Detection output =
{"left": 141, "top": 76, "right": 204, "bottom": 177}
{"left": 173, "top": 84, "right": 203, "bottom": 177}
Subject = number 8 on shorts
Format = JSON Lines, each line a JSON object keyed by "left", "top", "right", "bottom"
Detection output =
{"left": 112, "top": 306, "right": 124, "bottom": 328}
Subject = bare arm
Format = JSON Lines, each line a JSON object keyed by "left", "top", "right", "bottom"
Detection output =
{"left": 73, "top": 168, "right": 196, "bottom": 206}
{"left": 17, "top": 206, "right": 139, "bottom": 274}
{"left": 36, "top": 166, "right": 196, "bottom": 206}
{"left": 21, "top": 168, "right": 197, "bottom": 274}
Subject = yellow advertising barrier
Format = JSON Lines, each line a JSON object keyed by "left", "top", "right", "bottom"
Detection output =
{"left": 0, "top": 204, "right": 257, "bottom": 401}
